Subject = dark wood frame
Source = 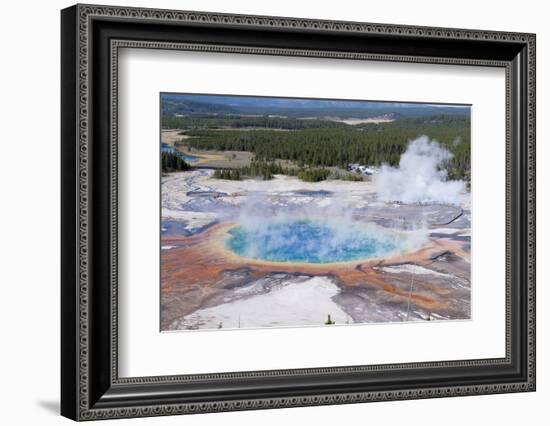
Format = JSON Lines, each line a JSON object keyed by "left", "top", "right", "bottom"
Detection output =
{"left": 61, "top": 4, "right": 536, "bottom": 421}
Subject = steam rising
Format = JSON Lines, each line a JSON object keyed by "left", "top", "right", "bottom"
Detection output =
{"left": 227, "top": 218, "right": 407, "bottom": 263}
{"left": 221, "top": 135, "right": 466, "bottom": 263}
{"left": 375, "top": 136, "right": 467, "bottom": 205}
{"left": 231, "top": 192, "right": 428, "bottom": 263}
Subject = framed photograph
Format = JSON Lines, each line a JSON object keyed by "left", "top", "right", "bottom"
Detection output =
{"left": 61, "top": 4, "right": 536, "bottom": 421}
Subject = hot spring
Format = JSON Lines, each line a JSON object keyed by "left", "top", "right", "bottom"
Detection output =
{"left": 226, "top": 219, "right": 408, "bottom": 263}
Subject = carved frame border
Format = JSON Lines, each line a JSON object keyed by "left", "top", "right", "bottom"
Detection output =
{"left": 62, "top": 3, "right": 535, "bottom": 420}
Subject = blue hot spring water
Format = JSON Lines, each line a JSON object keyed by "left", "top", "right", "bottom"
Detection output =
{"left": 226, "top": 219, "right": 405, "bottom": 263}
{"left": 161, "top": 144, "right": 200, "bottom": 163}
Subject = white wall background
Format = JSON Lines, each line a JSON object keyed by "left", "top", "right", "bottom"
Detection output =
{"left": 0, "top": 0, "right": 546, "bottom": 424}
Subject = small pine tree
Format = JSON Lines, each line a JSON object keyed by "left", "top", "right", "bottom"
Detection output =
{"left": 324, "top": 314, "right": 335, "bottom": 325}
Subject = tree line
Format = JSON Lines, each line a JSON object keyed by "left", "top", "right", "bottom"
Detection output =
{"left": 212, "top": 161, "right": 364, "bottom": 183}
{"left": 161, "top": 152, "right": 191, "bottom": 173}
{"left": 179, "top": 115, "right": 471, "bottom": 181}
{"left": 162, "top": 115, "right": 348, "bottom": 130}
{"left": 213, "top": 161, "right": 284, "bottom": 181}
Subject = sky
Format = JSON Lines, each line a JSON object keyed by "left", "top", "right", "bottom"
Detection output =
{"left": 161, "top": 92, "right": 471, "bottom": 111}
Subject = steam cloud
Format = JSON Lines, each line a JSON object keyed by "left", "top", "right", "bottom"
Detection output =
{"left": 233, "top": 191, "right": 428, "bottom": 261}
{"left": 233, "top": 216, "right": 405, "bottom": 262}
{"left": 225, "top": 137, "right": 464, "bottom": 261}
{"left": 375, "top": 136, "right": 467, "bottom": 205}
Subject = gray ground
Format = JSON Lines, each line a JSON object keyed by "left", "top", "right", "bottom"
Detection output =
{"left": 162, "top": 171, "right": 471, "bottom": 330}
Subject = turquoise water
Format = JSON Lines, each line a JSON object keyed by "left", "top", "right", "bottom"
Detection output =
{"left": 226, "top": 219, "right": 404, "bottom": 263}
{"left": 182, "top": 154, "right": 199, "bottom": 163}
{"left": 161, "top": 144, "right": 199, "bottom": 163}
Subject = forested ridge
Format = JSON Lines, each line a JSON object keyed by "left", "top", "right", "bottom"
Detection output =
{"left": 175, "top": 115, "right": 471, "bottom": 181}
{"left": 161, "top": 115, "right": 349, "bottom": 130}
{"left": 160, "top": 94, "right": 470, "bottom": 118}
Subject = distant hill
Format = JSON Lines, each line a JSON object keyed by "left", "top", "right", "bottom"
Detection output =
{"left": 161, "top": 93, "right": 470, "bottom": 119}
{"left": 161, "top": 95, "right": 238, "bottom": 116}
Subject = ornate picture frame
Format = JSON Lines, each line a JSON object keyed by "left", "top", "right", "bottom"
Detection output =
{"left": 61, "top": 4, "right": 535, "bottom": 421}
